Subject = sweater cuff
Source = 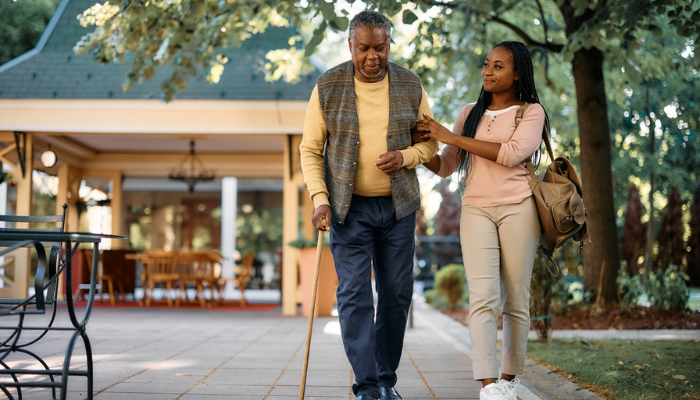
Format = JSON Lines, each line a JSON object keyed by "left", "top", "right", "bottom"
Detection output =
{"left": 399, "top": 149, "right": 415, "bottom": 169}
{"left": 312, "top": 193, "right": 330, "bottom": 209}
{"left": 496, "top": 143, "right": 508, "bottom": 165}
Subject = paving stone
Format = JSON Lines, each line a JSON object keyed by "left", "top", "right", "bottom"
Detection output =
{"left": 101, "top": 381, "right": 195, "bottom": 393}
{"left": 185, "top": 383, "right": 272, "bottom": 396}
{"left": 0, "top": 303, "right": 606, "bottom": 399}
{"left": 269, "top": 385, "right": 350, "bottom": 397}
{"left": 204, "top": 368, "right": 282, "bottom": 385}
{"left": 276, "top": 368, "right": 351, "bottom": 387}
{"left": 430, "top": 386, "right": 482, "bottom": 399}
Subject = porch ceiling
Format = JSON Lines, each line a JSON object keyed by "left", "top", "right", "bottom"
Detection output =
{"left": 1, "top": 132, "right": 289, "bottom": 180}
{"left": 52, "top": 134, "right": 285, "bottom": 153}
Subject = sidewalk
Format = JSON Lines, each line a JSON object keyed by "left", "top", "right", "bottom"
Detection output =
{"left": 8, "top": 299, "right": 688, "bottom": 399}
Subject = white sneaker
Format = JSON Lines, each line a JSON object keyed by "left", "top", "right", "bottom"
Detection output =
{"left": 479, "top": 381, "right": 510, "bottom": 400}
{"left": 498, "top": 378, "right": 520, "bottom": 399}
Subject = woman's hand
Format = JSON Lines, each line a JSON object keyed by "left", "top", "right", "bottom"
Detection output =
{"left": 411, "top": 120, "right": 431, "bottom": 144}
{"left": 420, "top": 113, "right": 455, "bottom": 145}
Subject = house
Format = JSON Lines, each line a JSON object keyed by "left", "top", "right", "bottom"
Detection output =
{"left": 0, "top": 0, "right": 324, "bottom": 315}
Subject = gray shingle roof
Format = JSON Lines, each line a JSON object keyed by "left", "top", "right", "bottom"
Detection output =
{"left": 0, "top": 0, "right": 321, "bottom": 101}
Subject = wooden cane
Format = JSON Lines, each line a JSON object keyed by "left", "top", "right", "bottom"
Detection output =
{"left": 299, "top": 219, "right": 326, "bottom": 400}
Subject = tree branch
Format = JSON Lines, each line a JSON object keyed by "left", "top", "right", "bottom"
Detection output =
{"left": 534, "top": 0, "right": 552, "bottom": 86}
{"left": 534, "top": 0, "right": 548, "bottom": 43}
{"left": 420, "top": 0, "right": 458, "bottom": 9}
{"left": 484, "top": 14, "right": 564, "bottom": 52}
{"left": 419, "top": 0, "right": 565, "bottom": 52}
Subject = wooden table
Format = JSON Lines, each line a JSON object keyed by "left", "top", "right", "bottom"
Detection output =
{"left": 126, "top": 251, "right": 225, "bottom": 307}
{"left": 125, "top": 250, "right": 255, "bottom": 307}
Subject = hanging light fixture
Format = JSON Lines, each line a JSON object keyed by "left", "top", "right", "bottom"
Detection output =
{"left": 40, "top": 143, "right": 58, "bottom": 168}
{"left": 168, "top": 140, "right": 215, "bottom": 192}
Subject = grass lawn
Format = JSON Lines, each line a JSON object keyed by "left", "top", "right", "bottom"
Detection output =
{"left": 690, "top": 287, "right": 700, "bottom": 310}
{"left": 527, "top": 339, "right": 700, "bottom": 399}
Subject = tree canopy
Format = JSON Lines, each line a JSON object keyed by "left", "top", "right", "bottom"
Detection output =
{"left": 0, "top": 0, "right": 60, "bottom": 65}
{"left": 75, "top": 0, "right": 699, "bottom": 302}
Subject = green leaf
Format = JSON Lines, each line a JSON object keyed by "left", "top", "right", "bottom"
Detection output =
{"left": 477, "top": 3, "right": 492, "bottom": 13}
{"left": 402, "top": 9, "right": 419, "bottom": 25}
{"left": 329, "top": 16, "right": 349, "bottom": 32}
{"left": 318, "top": 1, "right": 334, "bottom": 18}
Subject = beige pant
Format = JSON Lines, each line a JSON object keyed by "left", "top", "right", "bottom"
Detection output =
{"left": 460, "top": 197, "right": 540, "bottom": 380}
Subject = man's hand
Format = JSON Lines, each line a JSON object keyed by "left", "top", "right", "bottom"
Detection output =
{"left": 375, "top": 151, "right": 404, "bottom": 175}
{"left": 312, "top": 205, "right": 331, "bottom": 231}
{"left": 420, "top": 113, "right": 456, "bottom": 145}
{"left": 411, "top": 119, "right": 431, "bottom": 144}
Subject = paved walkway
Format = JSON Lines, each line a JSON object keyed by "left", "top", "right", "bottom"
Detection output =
{"left": 10, "top": 298, "right": 686, "bottom": 400}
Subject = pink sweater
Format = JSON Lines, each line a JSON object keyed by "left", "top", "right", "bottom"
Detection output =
{"left": 437, "top": 103, "right": 545, "bottom": 207}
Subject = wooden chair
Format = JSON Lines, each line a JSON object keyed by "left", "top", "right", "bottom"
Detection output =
{"left": 176, "top": 251, "right": 222, "bottom": 307}
{"left": 218, "top": 253, "right": 254, "bottom": 306}
{"left": 140, "top": 256, "right": 179, "bottom": 307}
{"left": 82, "top": 249, "right": 128, "bottom": 306}
{"left": 144, "top": 249, "right": 173, "bottom": 257}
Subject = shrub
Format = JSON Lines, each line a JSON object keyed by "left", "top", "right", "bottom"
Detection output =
{"left": 617, "top": 265, "right": 644, "bottom": 311}
{"left": 423, "top": 289, "right": 452, "bottom": 310}
{"left": 434, "top": 264, "right": 468, "bottom": 311}
{"left": 646, "top": 266, "right": 690, "bottom": 311}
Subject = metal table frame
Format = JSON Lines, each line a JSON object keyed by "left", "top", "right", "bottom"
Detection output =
{"left": 0, "top": 231, "right": 126, "bottom": 400}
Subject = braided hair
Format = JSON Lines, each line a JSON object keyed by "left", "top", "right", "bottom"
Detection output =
{"left": 455, "top": 41, "right": 551, "bottom": 185}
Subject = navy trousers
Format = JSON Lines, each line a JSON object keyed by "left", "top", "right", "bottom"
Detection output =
{"left": 330, "top": 195, "right": 416, "bottom": 398}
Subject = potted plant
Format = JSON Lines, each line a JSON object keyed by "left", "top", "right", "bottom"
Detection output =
{"left": 0, "top": 172, "right": 14, "bottom": 186}
{"left": 288, "top": 235, "right": 338, "bottom": 317}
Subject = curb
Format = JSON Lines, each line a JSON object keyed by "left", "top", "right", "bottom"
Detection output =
{"left": 412, "top": 301, "right": 604, "bottom": 400}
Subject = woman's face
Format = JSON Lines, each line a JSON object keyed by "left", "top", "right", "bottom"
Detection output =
{"left": 482, "top": 46, "right": 519, "bottom": 94}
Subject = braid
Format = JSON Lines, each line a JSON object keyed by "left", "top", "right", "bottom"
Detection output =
{"left": 456, "top": 41, "right": 552, "bottom": 185}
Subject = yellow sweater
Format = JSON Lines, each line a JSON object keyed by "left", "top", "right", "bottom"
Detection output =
{"left": 300, "top": 76, "right": 437, "bottom": 209}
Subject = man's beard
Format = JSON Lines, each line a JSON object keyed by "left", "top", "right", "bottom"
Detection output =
{"left": 360, "top": 61, "right": 384, "bottom": 79}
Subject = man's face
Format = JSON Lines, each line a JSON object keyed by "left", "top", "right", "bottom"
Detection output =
{"left": 348, "top": 25, "right": 390, "bottom": 83}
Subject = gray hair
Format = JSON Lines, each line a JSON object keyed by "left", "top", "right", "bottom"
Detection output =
{"left": 349, "top": 11, "right": 392, "bottom": 42}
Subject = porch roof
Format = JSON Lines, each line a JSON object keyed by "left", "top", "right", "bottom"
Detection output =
{"left": 0, "top": 0, "right": 321, "bottom": 101}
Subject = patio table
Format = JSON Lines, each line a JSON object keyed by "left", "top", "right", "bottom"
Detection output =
{"left": 0, "top": 230, "right": 126, "bottom": 400}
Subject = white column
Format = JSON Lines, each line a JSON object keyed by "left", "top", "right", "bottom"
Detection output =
{"left": 220, "top": 177, "right": 238, "bottom": 279}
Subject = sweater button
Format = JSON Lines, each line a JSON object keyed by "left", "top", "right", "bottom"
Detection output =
{"left": 356, "top": 141, "right": 360, "bottom": 145}
{"left": 353, "top": 162, "right": 356, "bottom": 165}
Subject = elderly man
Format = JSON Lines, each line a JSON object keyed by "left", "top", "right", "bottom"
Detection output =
{"left": 299, "top": 10, "right": 437, "bottom": 400}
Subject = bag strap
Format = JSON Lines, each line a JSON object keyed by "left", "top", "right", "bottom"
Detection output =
{"left": 515, "top": 103, "right": 555, "bottom": 163}
{"left": 539, "top": 246, "right": 560, "bottom": 277}
{"left": 515, "top": 103, "right": 555, "bottom": 188}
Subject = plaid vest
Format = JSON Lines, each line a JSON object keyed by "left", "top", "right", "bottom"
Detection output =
{"left": 317, "top": 61, "right": 422, "bottom": 224}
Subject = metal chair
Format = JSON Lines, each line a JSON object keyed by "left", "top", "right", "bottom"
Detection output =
{"left": 0, "top": 204, "right": 68, "bottom": 399}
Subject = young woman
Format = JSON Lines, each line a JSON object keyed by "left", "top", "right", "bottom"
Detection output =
{"left": 419, "top": 42, "right": 548, "bottom": 400}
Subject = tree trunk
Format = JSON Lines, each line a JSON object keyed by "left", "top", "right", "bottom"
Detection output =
{"left": 642, "top": 85, "right": 655, "bottom": 283}
{"left": 571, "top": 48, "right": 620, "bottom": 303}
{"left": 643, "top": 165, "right": 655, "bottom": 283}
